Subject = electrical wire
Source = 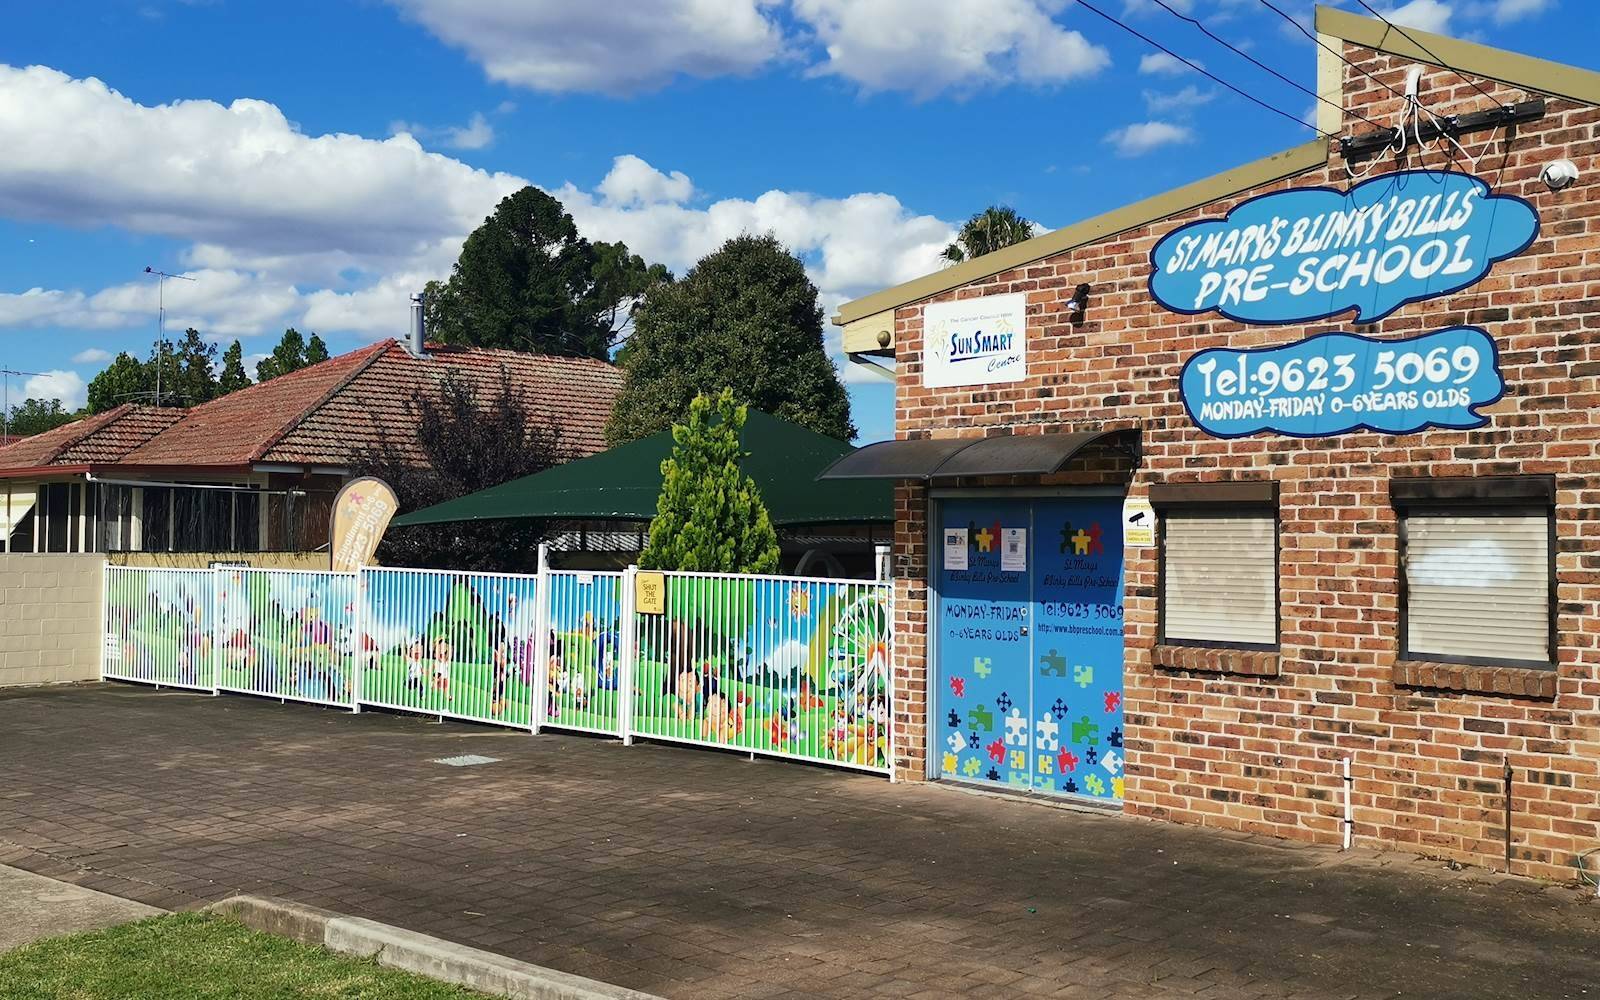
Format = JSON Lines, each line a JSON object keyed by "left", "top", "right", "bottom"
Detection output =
{"left": 1073, "top": 0, "right": 1339, "bottom": 139}
{"left": 1353, "top": 0, "right": 1503, "bottom": 105}
{"left": 1144, "top": 0, "right": 1389, "bottom": 133}
{"left": 1256, "top": 0, "right": 1407, "bottom": 101}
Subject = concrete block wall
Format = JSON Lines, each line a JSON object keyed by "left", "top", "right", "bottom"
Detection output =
{"left": 0, "top": 554, "right": 106, "bottom": 687}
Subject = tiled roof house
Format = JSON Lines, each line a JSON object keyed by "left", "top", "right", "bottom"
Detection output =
{"left": 0, "top": 340, "right": 622, "bottom": 555}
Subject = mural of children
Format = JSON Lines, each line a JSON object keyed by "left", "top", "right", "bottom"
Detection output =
{"left": 545, "top": 630, "right": 563, "bottom": 719}
{"left": 701, "top": 678, "right": 745, "bottom": 743}
{"left": 490, "top": 639, "right": 510, "bottom": 718}
{"left": 404, "top": 637, "right": 425, "bottom": 695}
{"left": 432, "top": 635, "right": 453, "bottom": 703}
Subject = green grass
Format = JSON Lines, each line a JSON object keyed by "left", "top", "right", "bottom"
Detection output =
{"left": 0, "top": 913, "right": 494, "bottom": 1000}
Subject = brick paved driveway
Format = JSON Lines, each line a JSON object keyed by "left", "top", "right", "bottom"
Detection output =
{"left": 2, "top": 685, "right": 1597, "bottom": 999}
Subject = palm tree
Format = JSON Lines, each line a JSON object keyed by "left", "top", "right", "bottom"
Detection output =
{"left": 942, "top": 206, "right": 1037, "bottom": 265}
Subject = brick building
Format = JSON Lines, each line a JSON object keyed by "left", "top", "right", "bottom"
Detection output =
{"left": 823, "top": 8, "right": 1599, "bottom": 881}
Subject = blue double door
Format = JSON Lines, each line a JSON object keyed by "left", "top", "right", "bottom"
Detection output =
{"left": 935, "top": 497, "right": 1126, "bottom": 803}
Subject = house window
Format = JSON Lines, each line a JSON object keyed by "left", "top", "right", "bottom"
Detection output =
{"left": 1152, "top": 482, "right": 1278, "bottom": 649}
{"left": 1393, "top": 476, "right": 1556, "bottom": 668}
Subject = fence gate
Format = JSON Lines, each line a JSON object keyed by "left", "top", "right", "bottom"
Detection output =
{"left": 214, "top": 568, "right": 358, "bottom": 708}
{"left": 101, "top": 566, "right": 216, "bottom": 692}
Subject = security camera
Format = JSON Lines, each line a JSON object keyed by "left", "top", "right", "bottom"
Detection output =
{"left": 1542, "top": 159, "right": 1579, "bottom": 192}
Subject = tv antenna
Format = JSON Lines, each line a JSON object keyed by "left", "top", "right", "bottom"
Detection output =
{"left": 1, "top": 368, "right": 44, "bottom": 440}
{"left": 144, "top": 267, "right": 196, "bottom": 407}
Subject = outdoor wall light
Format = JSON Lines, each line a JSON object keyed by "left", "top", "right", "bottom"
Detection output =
{"left": 1065, "top": 283, "right": 1091, "bottom": 323}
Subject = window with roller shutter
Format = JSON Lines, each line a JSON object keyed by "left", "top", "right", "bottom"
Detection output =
{"left": 1392, "top": 476, "right": 1557, "bottom": 670}
{"left": 1152, "top": 481, "right": 1279, "bottom": 651}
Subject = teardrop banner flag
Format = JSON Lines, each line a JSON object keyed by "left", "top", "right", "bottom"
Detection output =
{"left": 1149, "top": 170, "right": 1538, "bottom": 325}
{"left": 330, "top": 477, "right": 399, "bottom": 572}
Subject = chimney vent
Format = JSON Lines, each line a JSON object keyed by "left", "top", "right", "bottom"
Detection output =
{"left": 407, "top": 292, "right": 428, "bottom": 357}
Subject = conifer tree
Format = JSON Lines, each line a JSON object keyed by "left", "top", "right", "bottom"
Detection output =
{"left": 639, "top": 389, "right": 780, "bottom": 574}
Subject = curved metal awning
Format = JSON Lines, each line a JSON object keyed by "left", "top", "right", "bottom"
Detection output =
{"left": 816, "top": 428, "right": 1137, "bottom": 482}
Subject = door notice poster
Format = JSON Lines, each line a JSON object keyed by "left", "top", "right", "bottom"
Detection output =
{"left": 1122, "top": 497, "right": 1155, "bottom": 548}
{"left": 943, "top": 527, "right": 969, "bottom": 571}
{"left": 922, "top": 292, "right": 1028, "bottom": 389}
{"left": 1001, "top": 528, "right": 1027, "bottom": 572}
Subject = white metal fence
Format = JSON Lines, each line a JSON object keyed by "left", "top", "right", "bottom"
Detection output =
{"left": 98, "top": 553, "right": 893, "bottom": 776}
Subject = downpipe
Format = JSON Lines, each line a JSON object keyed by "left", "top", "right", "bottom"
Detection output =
{"left": 1341, "top": 756, "right": 1353, "bottom": 851}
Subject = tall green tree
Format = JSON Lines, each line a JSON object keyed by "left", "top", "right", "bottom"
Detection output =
{"left": 427, "top": 187, "right": 668, "bottom": 359}
{"left": 218, "top": 341, "right": 251, "bottom": 394}
{"left": 170, "top": 328, "right": 219, "bottom": 405}
{"left": 86, "top": 352, "right": 151, "bottom": 413}
{"left": 606, "top": 234, "right": 854, "bottom": 445}
{"left": 255, "top": 328, "right": 309, "bottom": 382}
{"left": 639, "top": 389, "right": 780, "bottom": 574}
{"left": 353, "top": 368, "right": 566, "bottom": 572}
{"left": 305, "top": 333, "right": 330, "bottom": 365}
{"left": 942, "top": 206, "right": 1036, "bottom": 264}
{"left": 3, "top": 398, "right": 74, "bottom": 437}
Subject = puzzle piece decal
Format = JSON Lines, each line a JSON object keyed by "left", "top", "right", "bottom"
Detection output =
{"left": 1008, "top": 770, "right": 1030, "bottom": 789}
{"left": 1073, "top": 715, "right": 1100, "bottom": 747}
{"left": 1009, "top": 749, "right": 1026, "bottom": 770}
{"left": 1087, "top": 522, "right": 1104, "bottom": 555}
{"left": 1104, "top": 691, "right": 1122, "bottom": 713}
{"left": 986, "top": 767, "right": 1001, "bottom": 782}
{"left": 1036, "top": 753, "right": 1054, "bottom": 775}
{"left": 942, "top": 752, "right": 958, "bottom": 774}
{"left": 1058, "top": 522, "right": 1074, "bottom": 554}
{"left": 1035, "top": 713, "right": 1060, "bottom": 751}
{"left": 946, "top": 730, "right": 966, "bottom": 754}
{"left": 1070, "top": 528, "right": 1092, "bottom": 555}
{"left": 963, "top": 756, "right": 982, "bottom": 777}
{"left": 1101, "top": 748, "right": 1123, "bottom": 776}
{"left": 1084, "top": 774, "right": 1106, "bottom": 796}
{"left": 1003, "top": 708, "right": 1028, "bottom": 746}
{"left": 1108, "top": 726, "right": 1123, "bottom": 749}
{"left": 949, "top": 676, "right": 966, "bottom": 698}
{"left": 968, "top": 732, "right": 982, "bottom": 750}
{"left": 986, "top": 738, "right": 1006, "bottom": 764}
{"left": 968, "top": 704, "right": 994, "bottom": 732}
{"left": 1084, "top": 746, "right": 1099, "bottom": 767}
{"left": 1051, "top": 697, "right": 1069, "bottom": 718}
{"left": 995, "top": 691, "right": 1013, "bottom": 713}
{"left": 1062, "top": 777, "right": 1078, "bottom": 794}
{"left": 1039, "top": 649, "right": 1067, "bottom": 677}
{"left": 972, "top": 656, "right": 992, "bottom": 679}
{"left": 1058, "top": 749, "right": 1079, "bottom": 773}
{"left": 1112, "top": 776, "right": 1125, "bottom": 798}
{"left": 947, "top": 709, "right": 961, "bottom": 729}
{"left": 1073, "top": 663, "right": 1094, "bottom": 688}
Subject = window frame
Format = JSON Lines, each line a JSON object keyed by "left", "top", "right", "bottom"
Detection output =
{"left": 1392, "top": 475, "right": 1558, "bottom": 671}
{"left": 1152, "top": 481, "right": 1280, "bottom": 652}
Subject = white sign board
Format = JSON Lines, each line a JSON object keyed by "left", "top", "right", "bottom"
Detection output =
{"left": 1001, "top": 528, "right": 1027, "bottom": 572}
{"left": 1122, "top": 497, "right": 1155, "bottom": 548}
{"left": 942, "top": 527, "right": 969, "bottom": 571}
{"left": 923, "top": 292, "right": 1028, "bottom": 389}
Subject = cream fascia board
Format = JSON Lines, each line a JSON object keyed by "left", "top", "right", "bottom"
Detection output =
{"left": 833, "top": 140, "right": 1328, "bottom": 351}
{"left": 1315, "top": 5, "right": 1600, "bottom": 106}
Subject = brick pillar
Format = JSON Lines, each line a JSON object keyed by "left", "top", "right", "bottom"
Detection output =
{"left": 891, "top": 482, "right": 929, "bottom": 781}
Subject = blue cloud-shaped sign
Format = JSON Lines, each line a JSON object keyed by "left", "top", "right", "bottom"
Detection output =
{"left": 1150, "top": 170, "right": 1538, "bottom": 325}
{"left": 1179, "top": 327, "right": 1505, "bottom": 439}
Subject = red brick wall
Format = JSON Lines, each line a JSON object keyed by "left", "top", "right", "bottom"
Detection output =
{"left": 887, "top": 41, "right": 1600, "bottom": 881}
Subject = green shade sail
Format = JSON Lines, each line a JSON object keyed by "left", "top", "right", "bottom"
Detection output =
{"left": 391, "top": 410, "right": 892, "bottom": 529}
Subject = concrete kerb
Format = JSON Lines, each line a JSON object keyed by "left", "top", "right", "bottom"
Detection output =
{"left": 208, "top": 896, "right": 663, "bottom": 1000}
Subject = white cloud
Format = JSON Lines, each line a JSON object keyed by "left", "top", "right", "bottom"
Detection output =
{"left": 1138, "top": 52, "right": 1198, "bottom": 75}
{"left": 23, "top": 370, "right": 86, "bottom": 411}
{"left": 1105, "top": 120, "right": 1195, "bottom": 156}
{"left": 1466, "top": 0, "right": 1550, "bottom": 22}
{"left": 1123, "top": 0, "right": 1194, "bottom": 13}
{"left": 391, "top": 110, "right": 496, "bottom": 150}
{"left": 385, "top": 0, "right": 786, "bottom": 96}
{"left": 1379, "top": 0, "right": 1454, "bottom": 33}
{"left": 794, "top": 0, "right": 1110, "bottom": 98}
{"left": 596, "top": 155, "right": 694, "bottom": 207}
{"left": 0, "top": 65, "right": 523, "bottom": 279}
{"left": 70, "top": 348, "right": 114, "bottom": 364}
{"left": 1142, "top": 85, "right": 1214, "bottom": 114}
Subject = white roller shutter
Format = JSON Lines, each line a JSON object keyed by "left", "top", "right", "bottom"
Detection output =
{"left": 1162, "top": 514, "right": 1276, "bottom": 646}
{"left": 1404, "top": 512, "right": 1550, "bottom": 664}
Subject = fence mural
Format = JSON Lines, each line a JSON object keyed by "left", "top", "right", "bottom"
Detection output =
{"left": 99, "top": 563, "right": 893, "bottom": 776}
{"left": 632, "top": 573, "right": 892, "bottom": 772}
{"left": 359, "top": 567, "right": 540, "bottom": 728}
{"left": 215, "top": 568, "right": 357, "bottom": 707}
{"left": 544, "top": 570, "right": 626, "bottom": 736}
{"left": 102, "top": 566, "right": 215, "bottom": 691}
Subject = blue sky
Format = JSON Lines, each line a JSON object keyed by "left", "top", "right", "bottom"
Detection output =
{"left": 0, "top": 0, "right": 1590, "bottom": 443}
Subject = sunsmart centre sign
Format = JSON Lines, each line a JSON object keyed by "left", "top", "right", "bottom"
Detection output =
{"left": 923, "top": 292, "right": 1027, "bottom": 389}
{"left": 1149, "top": 170, "right": 1538, "bottom": 325}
